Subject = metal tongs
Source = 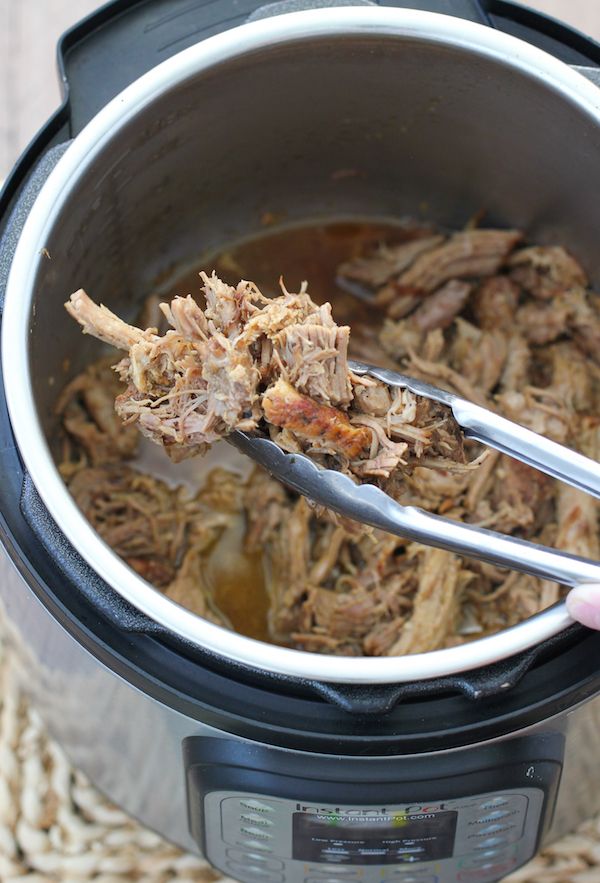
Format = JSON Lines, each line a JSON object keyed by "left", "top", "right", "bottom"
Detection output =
{"left": 229, "top": 360, "right": 600, "bottom": 587}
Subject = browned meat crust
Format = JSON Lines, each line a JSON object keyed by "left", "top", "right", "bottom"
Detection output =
{"left": 262, "top": 379, "right": 371, "bottom": 459}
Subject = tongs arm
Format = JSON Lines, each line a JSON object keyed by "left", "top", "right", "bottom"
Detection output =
{"left": 229, "top": 431, "right": 600, "bottom": 587}
{"left": 230, "top": 359, "right": 600, "bottom": 587}
{"left": 349, "top": 360, "right": 600, "bottom": 500}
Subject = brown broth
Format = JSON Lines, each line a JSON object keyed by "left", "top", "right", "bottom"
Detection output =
{"left": 163, "top": 218, "right": 428, "bottom": 344}
{"left": 204, "top": 516, "right": 271, "bottom": 643}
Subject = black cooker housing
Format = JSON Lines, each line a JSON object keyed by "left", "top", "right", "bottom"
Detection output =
{"left": 0, "top": 0, "right": 599, "bottom": 755}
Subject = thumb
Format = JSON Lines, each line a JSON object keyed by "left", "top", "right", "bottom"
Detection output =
{"left": 566, "top": 584, "right": 600, "bottom": 630}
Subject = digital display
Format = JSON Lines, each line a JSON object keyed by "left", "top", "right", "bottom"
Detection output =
{"left": 293, "top": 810, "right": 457, "bottom": 865}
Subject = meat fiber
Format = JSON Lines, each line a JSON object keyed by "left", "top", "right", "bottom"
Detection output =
{"left": 338, "top": 235, "right": 444, "bottom": 289}
{"left": 390, "top": 229, "right": 522, "bottom": 296}
{"left": 508, "top": 245, "right": 587, "bottom": 299}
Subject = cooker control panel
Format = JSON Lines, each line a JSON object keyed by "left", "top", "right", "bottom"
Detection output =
{"left": 202, "top": 787, "right": 544, "bottom": 883}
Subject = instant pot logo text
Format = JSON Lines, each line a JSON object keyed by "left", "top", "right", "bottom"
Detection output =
{"left": 297, "top": 804, "right": 447, "bottom": 814}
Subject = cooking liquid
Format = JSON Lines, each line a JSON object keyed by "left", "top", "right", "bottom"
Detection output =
{"left": 147, "top": 219, "right": 422, "bottom": 642}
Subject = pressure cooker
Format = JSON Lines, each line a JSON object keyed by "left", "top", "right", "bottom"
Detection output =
{"left": 1, "top": 2, "right": 600, "bottom": 881}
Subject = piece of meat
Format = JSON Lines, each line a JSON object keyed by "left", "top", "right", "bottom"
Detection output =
{"left": 449, "top": 318, "right": 507, "bottom": 394}
{"left": 554, "top": 485, "right": 599, "bottom": 561}
{"left": 115, "top": 332, "right": 260, "bottom": 458}
{"left": 392, "top": 229, "right": 522, "bottom": 295}
{"left": 379, "top": 317, "right": 428, "bottom": 362}
{"left": 580, "top": 418, "right": 600, "bottom": 461}
{"left": 401, "top": 467, "right": 471, "bottom": 510}
{"left": 350, "top": 414, "right": 409, "bottom": 478}
{"left": 56, "top": 359, "right": 139, "bottom": 467}
{"left": 465, "top": 449, "right": 501, "bottom": 513}
{"left": 491, "top": 457, "right": 554, "bottom": 535}
{"left": 405, "top": 351, "right": 488, "bottom": 407}
{"left": 68, "top": 464, "right": 200, "bottom": 585}
{"left": 387, "top": 549, "right": 462, "bottom": 654}
{"left": 508, "top": 246, "right": 587, "bottom": 299}
{"left": 495, "top": 388, "right": 571, "bottom": 444}
{"left": 308, "top": 526, "right": 347, "bottom": 584}
{"left": 563, "top": 289, "right": 600, "bottom": 364}
{"left": 352, "top": 380, "right": 392, "bottom": 417}
{"left": 500, "top": 335, "right": 530, "bottom": 392}
{"left": 303, "top": 585, "right": 382, "bottom": 641}
{"left": 65, "top": 290, "right": 151, "bottom": 350}
{"left": 550, "top": 342, "right": 595, "bottom": 414}
{"left": 160, "top": 294, "right": 208, "bottom": 340}
{"left": 385, "top": 293, "right": 422, "bottom": 320}
{"left": 516, "top": 300, "right": 570, "bottom": 345}
{"left": 273, "top": 322, "right": 352, "bottom": 406}
{"left": 165, "top": 547, "right": 229, "bottom": 625}
{"left": 338, "top": 235, "right": 444, "bottom": 288}
{"left": 262, "top": 378, "right": 371, "bottom": 459}
{"left": 244, "top": 468, "right": 290, "bottom": 550}
{"left": 201, "top": 273, "right": 267, "bottom": 338}
{"left": 410, "top": 280, "right": 472, "bottom": 331}
{"left": 376, "top": 278, "right": 470, "bottom": 363}
{"left": 472, "top": 276, "right": 520, "bottom": 330}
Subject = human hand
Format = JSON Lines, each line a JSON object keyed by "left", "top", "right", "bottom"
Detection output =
{"left": 566, "top": 585, "right": 600, "bottom": 630}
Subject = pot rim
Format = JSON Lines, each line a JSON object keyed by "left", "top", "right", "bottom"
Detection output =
{"left": 3, "top": 7, "right": 599, "bottom": 685}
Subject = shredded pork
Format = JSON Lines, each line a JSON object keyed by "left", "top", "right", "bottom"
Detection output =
{"left": 66, "top": 272, "right": 473, "bottom": 484}
{"left": 58, "top": 224, "right": 600, "bottom": 657}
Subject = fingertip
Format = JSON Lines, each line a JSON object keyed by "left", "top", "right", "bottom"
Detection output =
{"left": 567, "top": 584, "right": 600, "bottom": 630}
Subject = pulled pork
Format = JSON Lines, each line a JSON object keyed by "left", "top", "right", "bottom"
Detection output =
{"left": 58, "top": 224, "right": 600, "bottom": 656}
{"left": 66, "top": 273, "right": 475, "bottom": 485}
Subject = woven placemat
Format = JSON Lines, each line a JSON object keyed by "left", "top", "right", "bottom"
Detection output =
{"left": 0, "top": 633, "right": 598, "bottom": 883}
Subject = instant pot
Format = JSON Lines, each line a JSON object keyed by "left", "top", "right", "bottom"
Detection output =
{"left": 1, "top": 2, "right": 600, "bottom": 881}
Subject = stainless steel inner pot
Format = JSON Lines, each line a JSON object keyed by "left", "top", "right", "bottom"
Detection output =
{"left": 4, "top": 8, "right": 600, "bottom": 684}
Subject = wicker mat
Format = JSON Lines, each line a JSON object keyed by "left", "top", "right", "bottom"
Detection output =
{"left": 0, "top": 636, "right": 598, "bottom": 883}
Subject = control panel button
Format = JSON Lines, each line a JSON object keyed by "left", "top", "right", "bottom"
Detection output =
{"left": 239, "top": 798, "right": 277, "bottom": 813}
{"left": 384, "top": 872, "right": 437, "bottom": 879}
{"left": 305, "top": 879, "right": 363, "bottom": 883}
{"left": 306, "top": 869, "right": 360, "bottom": 876}
{"left": 477, "top": 810, "right": 511, "bottom": 822}
{"left": 458, "top": 852, "right": 507, "bottom": 870}
{"left": 240, "top": 812, "right": 274, "bottom": 827}
{"left": 472, "top": 837, "right": 510, "bottom": 849}
{"left": 461, "top": 849, "right": 508, "bottom": 865}
{"left": 479, "top": 798, "right": 509, "bottom": 810}
{"left": 237, "top": 838, "right": 274, "bottom": 852}
{"left": 474, "top": 823, "right": 516, "bottom": 836}
{"left": 226, "top": 860, "right": 284, "bottom": 882}
{"left": 225, "top": 848, "right": 284, "bottom": 869}
{"left": 239, "top": 826, "right": 274, "bottom": 839}
{"left": 382, "top": 877, "right": 438, "bottom": 883}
